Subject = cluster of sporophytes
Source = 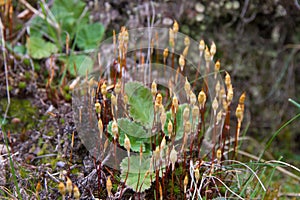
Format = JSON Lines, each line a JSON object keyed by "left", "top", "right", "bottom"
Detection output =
{"left": 72, "top": 22, "right": 270, "bottom": 199}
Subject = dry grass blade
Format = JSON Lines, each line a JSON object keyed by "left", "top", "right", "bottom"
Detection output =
{"left": 0, "top": 18, "right": 10, "bottom": 125}
{"left": 265, "top": 160, "right": 300, "bottom": 175}
{"left": 224, "top": 159, "right": 266, "bottom": 191}
{"left": 19, "top": 0, "right": 59, "bottom": 30}
{"left": 208, "top": 175, "right": 244, "bottom": 199}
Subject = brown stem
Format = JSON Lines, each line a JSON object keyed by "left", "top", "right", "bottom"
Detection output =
{"left": 234, "top": 121, "right": 241, "bottom": 159}
{"left": 221, "top": 107, "right": 230, "bottom": 161}
{"left": 119, "top": 154, "right": 130, "bottom": 199}
{"left": 155, "top": 167, "right": 159, "bottom": 200}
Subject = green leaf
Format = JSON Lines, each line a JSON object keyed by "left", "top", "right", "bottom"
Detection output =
{"left": 62, "top": 55, "right": 93, "bottom": 76}
{"left": 13, "top": 45, "right": 26, "bottom": 55}
{"left": 120, "top": 155, "right": 152, "bottom": 192}
{"left": 29, "top": 17, "right": 50, "bottom": 38}
{"left": 107, "top": 118, "right": 149, "bottom": 152}
{"left": 50, "top": 0, "right": 88, "bottom": 35}
{"left": 77, "top": 23, "right": 105, "bottom": 50}
{"left": 125, "top": 82, "right": 154, "bottom": 128}
{"left": 27, "top": 37, "right": 58, "bottom": 59}
{"left": 163, "top": 104, "right": 187, "bottom": 141}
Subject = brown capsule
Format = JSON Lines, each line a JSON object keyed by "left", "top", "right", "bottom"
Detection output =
{"left": 236, "top": 104, "right": 244, "bottom": 122}
{"left": 154, "top": 146, "right": 160, "bottom": 161}
{"left": 217, "top": 110, "right": 223, "bottom": 124}
{"left": 66, "top": 177, "right": 73, "bottom": 196}
{"left": 183, "top": 106, "right": 190, "bottom": 122}
{"left": 198, "top": 90, "right": 206, "bottom": 109}
{"left": 215, "top": 81, "right": 220, "bottom": 95}
{"left": 36, "top": 181, "right": 41, "bottom": 193}
{"left": 225, "top": 72, "right": 231, "bottom": 88}
{"left": 156, "top": 93, "right": 163, "bottom": 105}
{"left": 112, "top": 119, "right": 118, "bottom": 139}
{"left": 167, "top": 120, "right": 173, "bottom": 136}
{"left": 173, "top": 20, "right": 179, "bottom": 33}
{"left": 73, "top": 185, "right": 80, "bottom": 200}
{"left": 183, "top": 46, "right": 189, "bottom": 57}
{"left": 184, "top": 121, "right": 191, "bottom": 134}
{"left": 172, "top": 94, "right": 179, "bottom": 112}
{"left": 184, "top": 174, "right": 189, "bottom": 193}
{"left": 58, "top": 182, "right": 66, "bottom": 196}
{"left": 160, "top": 136, "right": 166, "bottom": 150}
{"left": 98, "top": 119, "right": 103, "bottom": 139}
{"left": 194, "top": 168, "right": 200, "bottom": 183}
{"left": 227, "top": 86, "right": 234, "bottom": 104}
{"left": 210, "top": 41, "right": 216, "bottom": 59}
{"left": 151, "top": 80, "right": 157, "bottom": 97}
{"left": 239, "top": 92, "right": 246, "bottom": 105}
{"left": 204, "top": 46, "right": 211, "bottom": 62}
{"left": 192, "top": 105, "right": 200, "bottom": 121}
{"left": 215, "top": 60, "right": 220, "bottom": 72}
{"left": 95, "top": 102, "right": 101, "bottom": 114}
{"left": 190, "top": 91, "right": 196, "bottom": 105}
{"left": 124, "top": 134, "right": 131, "bottom": 153}
{"left": 111, "top": 94, "right": 117, "bottom": 107}
{"left": 212, "top": 97, "right": 218, "bottom": 112}
{"left": 179, "top": 54, "right": 185, "bottom": 71}
{"left": 169, "top": 28, "right": 175, "bottom": 47}
{"left": 101, "top": 82, "right": 107, "bottom": 96}
{"left": 184, "top": 77, "right": 191, "bottom": 96}
{"left": 170, "top": 146, "right": 177, "bottom": 171}
{"left": 184, "top": 36, "right": 190, "bottom": 46}
{"left": 123, "top": 29, "right": 129, "bottom": 43}
{"left": 217, "top": 148, "right": 222, "bottom": 161}
{"left": 163, "top": 48, "right": 169, "bottom": 60}
{"left": 106, "top": 176, "right": 113, "bottom": 197}
{"left": 199, "top": 40, "right": 205, "bottom": 52}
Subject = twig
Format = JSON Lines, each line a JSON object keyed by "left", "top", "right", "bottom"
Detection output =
{"left": 45, "top": 171, "right": 60, "bottom": 183}
{"left": 0, "top": 19, "right": 10, "bottom": 125}
{"left": 295, "top": 0, "right": 300, "bottom": 10}
{"left": 19, "top": 0, "right": 60, "bottom": 30}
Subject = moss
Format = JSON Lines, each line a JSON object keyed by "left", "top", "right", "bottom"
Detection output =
{"left": 18, "top": 81, "right": 27, "bottom": 89}
{"left": 46, "top": 130, "right": 55, "bottom": 137}
{"left": 37, "top": 143, "right": 49, "bottom": 156}
{"left": 59, "top": 118, "right": 65, "bottom": 124}
{"left": 34, "top": 62, "right": 41, "bottom": 72}
{"left": 0, "top": 98, "right": 38, "bottom": 133}
{"left": 19, "top": 166, "right": 30, "bottom": 179}
{"left": 50, "top": 157, "right": 61, "bottom": 169}
{"left": 70, "top": 167, "right": 80, "bottom": 175}
{"left": 25, "top": 71, "right": 31, "bottom": 81}
{"left": 64, "top": 93, "right": 72, "bottom": 101}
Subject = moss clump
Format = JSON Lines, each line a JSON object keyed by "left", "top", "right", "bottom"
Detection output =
{"left": 0, "top": 98, "right": 38, "bottom": 133}
{"left": 18, "top": 81, "right": 27, "bottom": 89}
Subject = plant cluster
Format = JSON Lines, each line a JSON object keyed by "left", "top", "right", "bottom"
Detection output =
{"left": 1, "top": 0, "right": 105, "bottom": 104}
{"left": 71, "top": 22, "right": 279, "bottom": 199}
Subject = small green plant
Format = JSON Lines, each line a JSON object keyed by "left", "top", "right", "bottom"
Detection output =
{"left": 88, "top": 22, "right": 249, "bottom": 197}
{"left": 71, "top": 22, "right": 300, "bottom": 199}
{"left": 24, "top": 0, "right": 105, "bottom": 76}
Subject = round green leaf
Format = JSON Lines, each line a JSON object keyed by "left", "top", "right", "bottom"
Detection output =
{"left": 120, "top": 155, "right": 152, "bottom": 192}
{"left": 107, "top": 118, "right": 149, "bottom": 152}
{"left": 125, "top": 82, "right": 154, "bottom": 128}
{"left": 27, "top": 37, "right": 58, "bottom": 59}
